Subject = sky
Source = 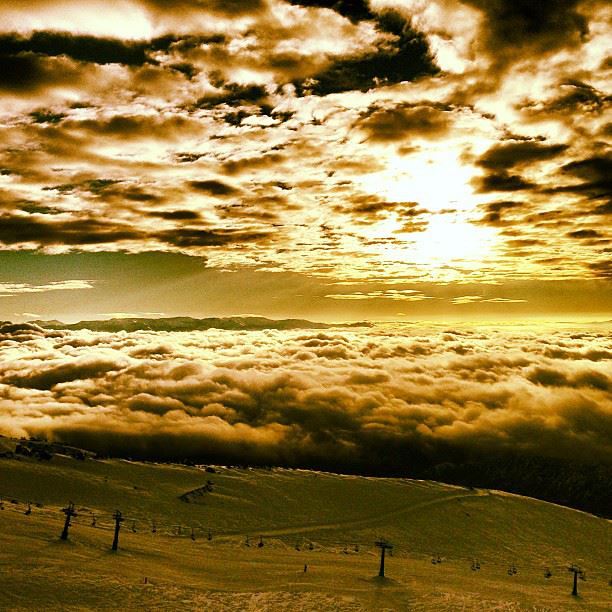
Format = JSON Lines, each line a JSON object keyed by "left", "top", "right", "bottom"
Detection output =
{"left": 0, "top": 0, "right": 610, "bottom": 322}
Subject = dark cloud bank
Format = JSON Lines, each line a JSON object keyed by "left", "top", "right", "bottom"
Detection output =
{"left": 1, "top": 321, "right": 610, "bottom": 515}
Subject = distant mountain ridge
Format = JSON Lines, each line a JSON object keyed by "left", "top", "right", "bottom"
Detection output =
{"left": 29, "top": 316, "right": 364, "bottom": 332}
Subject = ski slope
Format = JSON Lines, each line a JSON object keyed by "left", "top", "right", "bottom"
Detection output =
{"left": 0, "top": 453, "right": 610, "bottom": 610}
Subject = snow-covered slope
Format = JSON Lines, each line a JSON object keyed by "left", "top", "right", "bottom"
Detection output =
{"left": 0, "top": 454, "right": 609, "bottom": 611}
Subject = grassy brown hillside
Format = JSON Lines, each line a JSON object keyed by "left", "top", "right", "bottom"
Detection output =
{"left": 0, "top": 450, "right": 610, "bottom": 610}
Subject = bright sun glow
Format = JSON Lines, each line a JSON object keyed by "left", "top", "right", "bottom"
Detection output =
{"left": 360, "top": 149, "right": 478, "bottom": 212}
{"left": 357, "top": 149, "right": 498, "bottom": 272}
{"left": 407, "top": 215, "right": 497, "bottom": 264}
{"left": 367, "top": 214, "right": 498, "bottom": 271}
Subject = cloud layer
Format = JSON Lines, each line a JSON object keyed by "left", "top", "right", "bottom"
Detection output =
{"left": 1, "top": 323, "right": 610, "bottom": 468}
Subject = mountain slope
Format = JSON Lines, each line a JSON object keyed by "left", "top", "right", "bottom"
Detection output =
{"left": 30, "top": 316, "right": 336, "bottom": 332}
{"left": 0, "top": 453, "right": 610, "bottom": 611}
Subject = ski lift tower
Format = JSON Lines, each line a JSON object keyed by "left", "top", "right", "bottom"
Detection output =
{"left": 568, "top": 564, "right": 586, "bottom": 597}
{"left": 375, "top": 539, "right": 394, "bottom": 577}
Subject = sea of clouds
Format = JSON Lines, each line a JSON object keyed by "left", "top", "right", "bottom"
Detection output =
{"left": 0, "top": 321, "right": 610, "bottom": 469}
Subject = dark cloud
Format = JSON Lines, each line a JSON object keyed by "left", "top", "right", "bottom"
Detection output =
{"left": 506, "top": 238, "right": 543, "bottom": 248}
{"left": 17, "top": 204, "right": 62, "bottom": 215}
{"left": 358, "top": 103, "right": 452, "bottom": 142}
{"left": 471, "top": 141, "right": 568, "bottom": 195}
{"left": 29, "top": 110, "right": 66, "bottom": 124}
{"left": 154, "top": 227, "right": 271, "bottom": 248}
{"left": 83, "top": 179, "right": 122, "bottom": 194}
{"left": 0, "top": 53, "right": 42, "bottom": 91}
{"left": 473, "top": 172, "right": 536, "bottom": 193}
{"left": 216, "top": 104, "right": 292, "bottom": 128}
{"left": 527, "top": 365, "right": 610, "bottom": 391}
{"left": 142, "top": 0, "right": 266, "bottom": 17}
{"left": 194, "top": 83, "right": 268, "bottom": 109}
{"left": 562, "top": 155, "right": 611, "bottom": 183}
{"left": 0, "top": 321, "right": 61, "bottom": 342}
{"left": 215, "top": 202, "right": 280, "bottom": 223}
{"left": 63, "top": 114, "right": 193, "bottom": 138}
{"left": 0, "top": 52, "right": 80, "bottom": 92}
{"left": 334, "top": 196, "right": 427, "bottom": 225}
{"left": 587, "top": 261, "right": 612, "bottom": 279}
{"left": 294, "top": 9, "right": 438, "bottom": 95}
{"left": 591, "top": 201, "right": 612, "bottom": 215}
{"left": 557, "top": 155, "right": 612, "bottom": 200}
{"left": 475, "top": 200, "right": 527, "bottom": 226}
{"left": 287, "top": 1, "right": 374, "bottom": 24}
{"left": 175, "top": 153, "right": 206, "bottom": 164}
{"left": 523, "top": 79, "right": 611, "bottom": 116}
{"left": 0, "top": 215, "right": 142, "bottom": 246}
{"left": 462, "top": 0, "right": 588, "bottom": 60}
{"left": 149, "top": 210, "right": 201, "bottom": 221}
{"left": 40, "top": 179, "right": 163, "bottom": 205}
{"left": 168, "top": 61, "right": 198, "bottom": 79}
{"left": 0, "top": 31, "right": 155, "bottom": 66}
{"left": 221, "top": 153, "right": 286, "bottom": 175}
{"left": 222, "top": 109, "right": 251, "bottom": 127}
{"left": 5, "top": 357, "right": 122, "bottom": 390}
{"left": 567, "top": 229, "right": 603, "bottom": 239}
{"left": 189, "top": 180, "right": 241, "bottom": 197}
{"left": 477, "top": 141, "right": 568, "bottom": 170}
{"left": 0, "top": 30, "right": 230, "bottom": 95}
{"left": 541, "top": 346, "right": 612, "bottom": 361}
